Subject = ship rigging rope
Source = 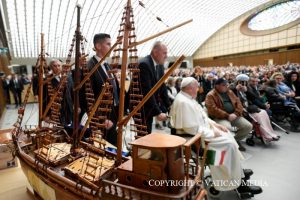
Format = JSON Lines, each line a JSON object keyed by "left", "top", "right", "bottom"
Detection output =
{"left": 41, "top": 0, "right": 170, "bottom": 55}
{"left": 22, "top": 103, "right": 39, "bottom": 126}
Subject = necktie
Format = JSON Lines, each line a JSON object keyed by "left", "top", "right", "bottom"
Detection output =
{"left": 15, "top": 79, "right": 19, "bottom": 88}
{"left": 155, "top": 65, "right": 160, "bottom": 80}
{"left": 104, "top": 63, "right": 119, "bottom": 105}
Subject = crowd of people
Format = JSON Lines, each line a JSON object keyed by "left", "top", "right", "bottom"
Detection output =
{"left": 1, "top": 73, "right": 29, "bottom": 108}
{"left": 165, "top": 63, "right": 299, "bottom": 195}
{"left": 2, "top": 34, "right": 300, "bottom": 197}
{"left": 163, "top": 63, "right": 300, "bottom": 132}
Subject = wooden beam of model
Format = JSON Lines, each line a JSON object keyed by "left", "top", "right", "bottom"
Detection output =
{"left": 128, "top": 19, "right": 192, "bottom": 48}
{"left": 120, "top": 55, "right": 185, "bottom": 126}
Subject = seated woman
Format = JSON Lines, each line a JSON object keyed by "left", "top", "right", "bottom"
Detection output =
{"left": 265, "top": 79, "right": 300, "bottom": 131}
{"left": 271, "top": 72, "right": 297, "bottom": 107}
{"left": 230, "top": 74, "right": 279, "bottom": 142}
{"left": 285, "top": 71, "right": 300, "bottom": 107}
{"left": 170, "top": 77, "right": 262, "bottom": 195}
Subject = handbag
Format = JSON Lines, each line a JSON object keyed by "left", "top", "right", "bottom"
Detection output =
{"left": 247, "top": 104, "right": 260, "bottom": 113}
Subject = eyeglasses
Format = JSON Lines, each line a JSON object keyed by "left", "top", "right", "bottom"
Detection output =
{"left": 238, "top": 81, "right": 247, "bottom": 86}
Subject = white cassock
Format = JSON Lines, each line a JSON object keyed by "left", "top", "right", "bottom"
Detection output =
{"left": 170, "top": 91, "right": 244, "bottom": 191}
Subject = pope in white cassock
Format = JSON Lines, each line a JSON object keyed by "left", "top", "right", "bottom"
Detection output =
{"left": 170, "top": 77, "right": 262, "bottom": 195}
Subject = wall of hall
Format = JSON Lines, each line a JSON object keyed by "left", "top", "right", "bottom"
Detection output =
{"left": 194, "top": 49, "right": 300, "bottom": 67}
{"left": 193, "top": 3, "right": 300, "bottom": 66}
{"left": 0, "top": 53, "right": 10, "bottom": 117}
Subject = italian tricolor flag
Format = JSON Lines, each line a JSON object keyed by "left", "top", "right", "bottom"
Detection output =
{"left": 206, "top": 149, "right": 226, "bottom": 166}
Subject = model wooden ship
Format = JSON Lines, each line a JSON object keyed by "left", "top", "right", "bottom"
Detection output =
{"left": 7, "top": 1, "right": 207, "bottom": 199}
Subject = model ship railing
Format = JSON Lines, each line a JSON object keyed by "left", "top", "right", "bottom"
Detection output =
{"left": 102, "top": 133, "right": 207, "bottom": 200}
{"left": 102, "top": 178, "right": 202, "bottom": 200}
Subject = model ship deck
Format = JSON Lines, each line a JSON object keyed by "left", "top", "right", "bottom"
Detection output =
{"left": 63, "top": 154, "right": 114, "bottom": 183}
{"left": 34, "top": 143, "right": 71, "bottom": 165}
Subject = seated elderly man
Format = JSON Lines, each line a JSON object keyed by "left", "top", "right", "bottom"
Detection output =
{"left": 230, "top": 74, "right": 279, "bottom": 142}
{"left": 170, "top": 77, "right": 262, "bottom": 195}
{"left": 205, "top": 78, "right": 253, "bottom": 151}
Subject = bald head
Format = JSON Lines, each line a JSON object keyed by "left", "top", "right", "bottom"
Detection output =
{"left": 150, "top": 41, "right": 168, "bottom": 65}
{"left": 49, "top": 59, "right": 62, "bottom": 75}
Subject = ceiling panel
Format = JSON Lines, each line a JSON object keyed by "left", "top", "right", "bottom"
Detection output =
{"left": 0, "top": 0, "right": 270, "bottom": 58}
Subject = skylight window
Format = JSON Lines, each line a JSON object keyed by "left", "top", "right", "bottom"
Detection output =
{"left": 248, "top": 1, "right": 300, "bottom": 31}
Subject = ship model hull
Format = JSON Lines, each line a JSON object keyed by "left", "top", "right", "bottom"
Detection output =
{"left": 8, "top": 1, "right": 207, "bottom": 199}
{"left": 13, "top": 127, "right": 115, "bottom": 200}
{"left": 14, "top": 129, "right": 206, "bottom": 200}
{"left": 19, "top": 158, "right": 83, "bottom": 200}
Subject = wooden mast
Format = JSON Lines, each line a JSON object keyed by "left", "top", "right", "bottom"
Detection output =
{"left": 72, "top": 5, "right": 81, "bottom": 150}
{"left": 115, "top": 0, "right": 192, "bottom": 165}
{"left": 116, "top": 0, "right": 131, "bottom": 165}
{"left": 38, "top": 33, "right": 45, "bottom": 128}
{"left": 128, "top": 19, "right": 193, "bottom": 48}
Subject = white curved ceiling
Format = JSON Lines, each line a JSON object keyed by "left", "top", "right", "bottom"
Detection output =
{"left": 0, "top": 0, "right": 270, "bottom": 59}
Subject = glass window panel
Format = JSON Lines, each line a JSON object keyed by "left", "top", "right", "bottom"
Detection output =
{"left": 248, "top": 1, "right": 300, "bottom": 31}
{"left": 2, "top": 0, "right": 269, "bottom": 58}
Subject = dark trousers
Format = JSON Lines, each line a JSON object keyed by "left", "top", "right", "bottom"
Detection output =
{"left": 12, "top": 90, "right": 22, "bottom": 106}
{"left": 105, "top": 106, "right": 119, "bottom": 146}
{"left": 146, "top": 117, "right": 154, "bottom": 134}
{"left": 4, "top": 89, "right": 10, "bottom": 104}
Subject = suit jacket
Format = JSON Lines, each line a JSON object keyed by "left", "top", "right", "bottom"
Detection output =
{"left": 247, "top": 85, "right": 267, "bottom": 109}
{"left": 191, "top": 73, "right": 205, "bottom": 86}
{"left": 9, "top": 78, "right": 24, "bottom": 93}
{"left": 2, "top": 79, "right": 10, "bottom": 91}
{"left": 203, "top": 79, "right": 216, "bottom": 96}
{"left": 87, "top": 56, "right": 120, "bottom": 98}
{"left": 87, "top": 56, "right": 120, "bottom": 145}
{"left": 139, "top": 55, "right": 170, "bottom": 118}
{"left": 50, "top": 74, "right": 60, "bottom": 89}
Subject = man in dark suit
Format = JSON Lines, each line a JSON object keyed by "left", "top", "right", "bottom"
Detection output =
{"left": 203, "top": 73, "right": 215, "bottom": 100}
{"left": 87, "top": 33, "right": 119, "bottom": 146}
{"left": 247, "top": 76, "right": 271, "bottom": 112}
{"left": 9, "top": 74, "right": 24, "bottom": 107}
{"left": 139, "top": 41, "right": 170, "bottom": 133}
{"left": 49, "top": 59, "right": 74, "bottom": 126}
{"left": 49, "top": 59, "right": 62, "bottom": 89}
{"left": 2, "top": 76, "right": 11, "bottom": 105}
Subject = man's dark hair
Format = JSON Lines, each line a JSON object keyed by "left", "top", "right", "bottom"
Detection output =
{"left": 267, "top": 79, "right": 277, "bottom": 87}
{"left": 93, "top": 33, "right": 111, "bottom": 46}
